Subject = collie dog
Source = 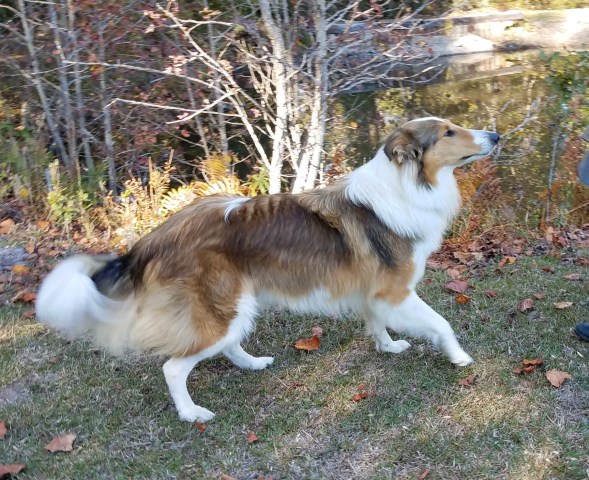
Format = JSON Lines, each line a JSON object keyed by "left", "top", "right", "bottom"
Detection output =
{"left": 36, "top": 117, "right": 500, "bottom": 422}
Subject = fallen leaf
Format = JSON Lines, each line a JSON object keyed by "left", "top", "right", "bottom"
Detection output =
{"left": 11, "top": 265, "right": 28, "bottom": 275}
{"left": 513, "top": 365, "right": 537, "bottom": 374}
{"left": 446, "top": 268, "right": 461, "bottom": 280}
{"left": 564, "top": 273, "right": 582, "bottom": 281}
{"left": 533, "top": 292, "right": 545, "bottom": 299}
{"left": 311, "top": 326, "right": 323, "bottom": 338}
{"left": 545, "top": 369, "right": 572, "bottom": 388}
{"left": 220, "top": 475, "right": 237, "bottom": 480}
{"left": 48, "top": 356, "right": 59, "bottom": 364}
{"left": 294, "top": 336, "right": 320, "bottom": 351}
{"left": 455, "top": 294, "right": 471, "bottom": 305}
{"left": 45, "top": 433, "right": 76, "bottom": 453}
{"left": 485, "top": 290, "right": 497, "bottom": 298}
{"left": 523, "top": 358, "right": 544, "bottom": 366}
{"left": 0, "top": 421, "right": 6, "bottom": 440}
{"left": 0, "top": 464, "right": 25, "bottom": 478}
{"left": 246, "top": 431, "right": 258, "bottom": 444}
{"left": 553, "top": 301, "right": 573, "bottom": 309}
{"left": 22, "top": 310, "right": 35, "bottom": 319}
{"left": 458, "top": 374, "right": 476, "bottom": 387}
{"left": 194, "top": 422, "right": 207, "bottom": 432}
{"left": 11, "top": 291, "right": 36, "bottom": 303}
{"left": 0, "top": 219, "right": 15, "bottom": 235}
{"left": 518, "top": 298, "right": 535, "bottom": 313}
{"left": 25, "top": 242, "right": 35, "bottom": 254}
{"left": 418, "top": 468, "right": 431, "bottom": 480}
{"left": 541, "top": 265, "right": 556, "bottom": 273}
{"left": 351, "top": 391, "right": 368, "bottom": 402}
{"left": 36, "top": 220, "right": 50, "bottom": 230}
{"left": 444, "top": 279, "right": 468, "bottom": 294}
{"left": 498, "top": 256, "right": 517, "bottom": 267}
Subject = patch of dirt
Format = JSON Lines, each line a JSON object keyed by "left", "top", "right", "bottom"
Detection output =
{"left": 0, "top": 373, "right": 61, "bottom": 407}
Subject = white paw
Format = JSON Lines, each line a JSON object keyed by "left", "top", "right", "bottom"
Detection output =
{"left": 178, "top": 405, "right": 216, "bottom": 423}
{"left": 248, "top": 356, "right": 274, "bottom": 370}
{"left": 376, "top": 339, "right": 411, "bottom": 354}
{"left": 450, "top": 351, "right": 474, "bottom": 367}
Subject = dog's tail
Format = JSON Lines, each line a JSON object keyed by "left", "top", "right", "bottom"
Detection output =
{"left": 36, "top": 254, "right": 136, "bottom": 353}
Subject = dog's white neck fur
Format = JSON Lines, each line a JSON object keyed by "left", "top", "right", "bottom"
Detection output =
{"left": 345, "top": 148, "right": 460, "bottom": 242}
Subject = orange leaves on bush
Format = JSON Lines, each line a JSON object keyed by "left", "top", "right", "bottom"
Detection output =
{"left": 553, "top": 301, "right": 573, "bottom": 309}
{"left": 518, "top": 298, "right": 535, "bottom": 313}
{"left": 0, "top": 464, "right": 25, "bottom": 478}
{"left": 246, "top": 431, "right": 258, "bottom": 444}
{"left": 294, "top": 336, "right": 320, "bottom": 351}
{"left": 45, "top": 433, "right": 76, "bottom": 453}
{"left": 545, "top": 369, "right": 572, "bottom": 388}
{"left": 455, "top": 294, "right": 471, "bottom": 305}
{"left": 444, "top": 279, "right": 468, "bottom": 294}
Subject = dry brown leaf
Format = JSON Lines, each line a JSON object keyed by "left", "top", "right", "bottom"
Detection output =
{"left": 11, "top": 291, "right": 36, "bottom": 303}
{"left": 485, "top": 290, "right": 497, "bottom": 298}
{"left": 446, "top": 268, "right": 461, "bottom": 280}
{"left": 22, "top": 310, "right": 35, "bottom": 319}
{"left": 457, "top": 374, "right": 476, "bottom": 387}
{"left": 513, "top": 365, "right": 537, "bottom": 374}
{"left": 545, "top": 369, "right": 572, "bottom": 388}
{"left": 563, "top": 273, "right": 582, "bottom": 281}
{"left": 311, "top": 326, "right": 323, "bottom": 338}
{"left": 0, "top": 219, "right": 15, "bottom": 235}
{"left": 246, "top": 431, "right": 258, "bottom": 444}
{"left": 294, "top": 336, "right": 320, "bottom": 351}
{"left": 194, "top": 422, "right": 207, "bottom": 432}
{"left": 0, "top": 464, "right": 25, "bottom": 478}
{"left": 11, "top": 265, "right": 28, "bottom": 275}
{"left": 523, "top": 358, "right": 544, "bottom": 366}
{"left": 533, "top": 292, "right": 545, "bottom": 299}
{"left": 455, "top": 294, "right": 471, "bottom": 305}
{"left": 498, "top": 256, "right": 517, "bottom": 268}
{"left": 444, "top": 279, "right": 468, "bottom": 294}
{"left": 418, "top": 468, "right": 431, "bottom": 480}
{"left": 553, "top": 301, "right": 573, "bottom": 309}
{"left": 542, "top": 265, "right": 556, "bottom": 273}
{"left": 36, "top": 220, "right": 50, "bottom": 230}
{"left": 518, "top": 298, "right": 535, "bottom": 313}
{"left": 45, "top": 433, "right": 76, "bottom": 453}
{"left": 0, "top": 421, "right": 6, "bottom": 440}
{"left": 220, "top": 475, "right": 237, "bottom": 480}
{"left": 351, "top": 391, "right": 369, "bottom": 402}
{"left": 25, "top": 242, "right": 35, "bottom": 255}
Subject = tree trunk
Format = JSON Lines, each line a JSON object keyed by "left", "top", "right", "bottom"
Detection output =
{"left": 98, "top": 27, "right": 116, "bottom": 193}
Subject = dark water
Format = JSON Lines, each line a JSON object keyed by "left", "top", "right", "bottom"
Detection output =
{"left": 337, "top": 50, "right": 589, "bottom": 224}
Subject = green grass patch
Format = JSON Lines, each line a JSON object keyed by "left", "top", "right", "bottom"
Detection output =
{"left": 1, "top": 254, "right": 588, "bottom": 479}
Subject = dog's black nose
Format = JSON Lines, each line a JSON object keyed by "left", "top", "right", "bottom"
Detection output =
{"left": 489, "top": 133, "right": 500, "bottom": 144}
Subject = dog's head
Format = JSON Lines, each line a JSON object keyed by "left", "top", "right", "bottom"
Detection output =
{"left": 383, "top": 117, "right": 500, "bottom": 186}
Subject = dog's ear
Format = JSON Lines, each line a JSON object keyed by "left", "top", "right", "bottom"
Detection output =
{"left": 383, "top": 129, "right": 423, "bottom": 165}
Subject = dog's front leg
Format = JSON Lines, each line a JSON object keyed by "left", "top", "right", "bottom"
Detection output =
{"left": 367, "top": 291, "right": 473, "bottom": 366}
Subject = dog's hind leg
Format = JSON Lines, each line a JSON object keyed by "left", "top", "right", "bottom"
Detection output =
{"left": 368, "top": 291, "right": 473, "bottom": 366}
{"left": 223, "top": 343, "right": 274, "bottom": 370}
{"left": 163, "top": 351, "right": 218, "bottom": 422}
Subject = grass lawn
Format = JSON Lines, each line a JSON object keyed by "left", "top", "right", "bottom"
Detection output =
{"left": 1, "top": 251, "right": 588, "bottom": 479}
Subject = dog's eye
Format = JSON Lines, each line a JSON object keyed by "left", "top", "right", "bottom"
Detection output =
{"left": 445, "top": 129, "right": 456, "bottom": 137}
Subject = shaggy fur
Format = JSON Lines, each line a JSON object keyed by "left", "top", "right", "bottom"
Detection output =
{"left": 36, "top": 117, "right": 500, "bottom": 422}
